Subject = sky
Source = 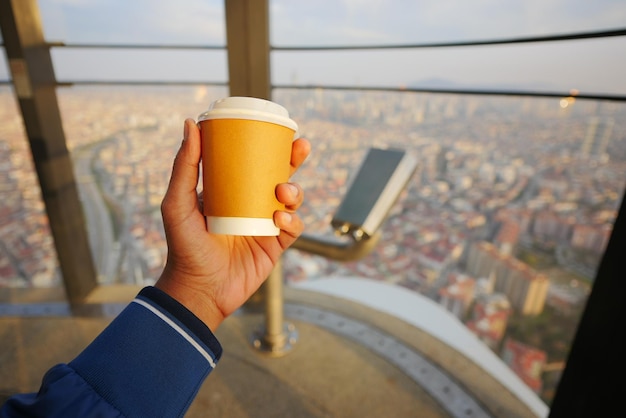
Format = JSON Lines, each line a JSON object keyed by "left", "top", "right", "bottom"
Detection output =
{"left": 2, "top": 0, "right": 626, "bottom": 94}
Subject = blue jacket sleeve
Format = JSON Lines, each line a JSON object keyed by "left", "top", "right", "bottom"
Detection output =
{"left": 1, "top": 286, "right": 223, "bottom": 418}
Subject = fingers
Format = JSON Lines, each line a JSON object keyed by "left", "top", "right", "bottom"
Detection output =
{"left": 274, "top": 181, "right": 305, "bottom": 245}
{"left": 274, "top": 210, "right": 304, "bottom": 241}
{"left": 277, "top": 139, "right": 308, "bottom": 243}
{"left": 275, "top": 183, "right": 303, "bottom": 211}
{"left": 290, "top": 138, "right": 311, "bottom": 176}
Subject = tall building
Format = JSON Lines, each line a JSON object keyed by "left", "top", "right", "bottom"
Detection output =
{"left": 466, "top": 241, "right": 499, "bottom": 279}
{"left": 571, "top": 223, "right": 612, "bottom": 254}
{"left": 466, "top": 242, "right": 549, "bottom": 315}
{"left": 531, "top": 210, "right": 573, "bottom": 244}
{"left": 434, "top": 145, "right": 448, "bottom": 179}
{"left": 581, "top": 117, "right": 615, "bottom": 158}
{"left": 494, "top": 221, "right": 521, "bottom": 255}
{"left": 497, "top": 259, "right": 549, "bottom": 316}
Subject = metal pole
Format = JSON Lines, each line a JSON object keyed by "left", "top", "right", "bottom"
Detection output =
{"left": 250, "top": 259, "right": 297, "bottom": 356}
{"left": 224, "top": 0, "right": 271, "bottom": 100}
{"left": 265, "top": 259, "right": 286, "bottom": 344}
{"left": 224, "top": 0, "right": 296, "bottom": 355}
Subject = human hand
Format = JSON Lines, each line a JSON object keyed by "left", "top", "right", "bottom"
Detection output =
{"left": 155, "top": 118, "right": 310, "bottom": 331}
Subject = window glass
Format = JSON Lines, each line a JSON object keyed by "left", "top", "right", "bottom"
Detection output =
{"left": 1, "top": 0, "right": 228, "bottom": 289}
{"left": 51, "top": 48, "right": 227, "bottom": 84}
{"left": 39, "top": 0, "right": 225, "bottom": 45}
{"left": 58, "top": 85, "right": 227, "bottom": 284}
{"left": 271, "top": 0, "right": 626, "bottom": 46}
{"left": 270, "top": 0, "right": 626, "bottom": 95}
{"left": 2, "top": 0, "right": 625, "bottom": 406}
{"left": 276, "top": 88, "right": 625, "bottom": 404}
{"left": 39, "top": 0, "right": 228, "bottom": 84}
{"left": 272, "top": 38, "right": 626, "bottom": 96}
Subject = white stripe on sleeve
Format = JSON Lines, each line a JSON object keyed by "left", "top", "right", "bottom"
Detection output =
{"left": 132, "top": 298, "right": 217, "bottom": 369}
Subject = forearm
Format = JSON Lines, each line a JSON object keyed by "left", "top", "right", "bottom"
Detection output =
{"left": 1, "top": 287, "right": 222, "bottom": 418}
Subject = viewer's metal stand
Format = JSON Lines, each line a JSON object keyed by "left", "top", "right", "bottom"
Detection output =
{"left": 251, "top": 148, "right": 418, "bottom": 356}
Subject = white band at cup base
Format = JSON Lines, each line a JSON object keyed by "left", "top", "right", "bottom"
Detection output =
{"left": 205, "top": 216, "right": 280, "bottom": 236}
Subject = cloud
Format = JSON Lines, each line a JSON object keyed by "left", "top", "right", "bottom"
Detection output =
{"left": 33, "top": 0, "right": 626, "bottom": 93}
{"left": 271, "top": 0, "right": 626, "bottom": 46}
{"left": 40, "top": 0, "right": 626, "bottom": 46}
{"left": 140, "top": 1, "right": 225, "bottom": 44}
{"left": 39, "top": 0, "right": 225, "bottom": 44}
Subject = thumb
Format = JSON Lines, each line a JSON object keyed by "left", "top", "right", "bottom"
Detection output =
{"left": 162, "top": 119, "right": 202, "bottom": 222}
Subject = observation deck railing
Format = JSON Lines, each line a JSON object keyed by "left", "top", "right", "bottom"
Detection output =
{"left": 2, "top": 27, "right": 626, "bottom": 101}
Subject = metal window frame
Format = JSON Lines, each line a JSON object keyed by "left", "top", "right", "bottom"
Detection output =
{"left": 0, "top": 0, "right": 97, "bottom": 303}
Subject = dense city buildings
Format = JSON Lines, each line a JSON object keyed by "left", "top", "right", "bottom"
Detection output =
{"left": 1, "top": 85, "right": 625, "bottom": 401}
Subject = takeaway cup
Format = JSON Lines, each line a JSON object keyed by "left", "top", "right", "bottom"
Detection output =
{"left": 198, "top": 97, "right": 298, "bottom": 236}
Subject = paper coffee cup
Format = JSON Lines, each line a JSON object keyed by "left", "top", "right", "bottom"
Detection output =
{"left": 198, "top": 97, "right": 298, "bottom": 236}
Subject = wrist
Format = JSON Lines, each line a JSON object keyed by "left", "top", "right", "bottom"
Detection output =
{"left": 155, "top": 270, "right": 225, "bottom": 331}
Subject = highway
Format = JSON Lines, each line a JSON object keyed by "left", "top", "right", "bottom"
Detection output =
{"left": 74, "top": 144, "right": 117, "bottom": 284}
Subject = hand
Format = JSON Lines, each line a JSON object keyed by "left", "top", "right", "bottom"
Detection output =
{"left": 155, "top": 118, "right": 310, "bottom": 331}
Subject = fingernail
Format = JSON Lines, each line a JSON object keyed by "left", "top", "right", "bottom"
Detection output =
{"left": 183, "top": 119, "right": 190, "bottom": 141}
{"left": 287, "top": 183, "right": 299, "bottom": 197}
{"left": 281, "top": 212, "right": 292, "bottom": 224}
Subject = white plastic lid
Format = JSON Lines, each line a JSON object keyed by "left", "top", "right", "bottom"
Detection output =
{"left": 198, "top": 97, "right": 298, "bottom": 132}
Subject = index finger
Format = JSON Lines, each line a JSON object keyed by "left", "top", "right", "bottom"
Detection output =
{"left": 290, "top": 138, "right": 311, "bottom": 176}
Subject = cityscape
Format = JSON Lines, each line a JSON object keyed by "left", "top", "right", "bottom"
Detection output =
{"left": 1, "top": 85, "right": 625, "bottom": 403}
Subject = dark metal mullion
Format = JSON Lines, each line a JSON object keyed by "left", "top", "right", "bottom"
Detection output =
{"left": 271, "top": 84, "right": 626, "bottom": 103}
{"left": 271, "top": 27, "right": 626, "bottom": 51}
